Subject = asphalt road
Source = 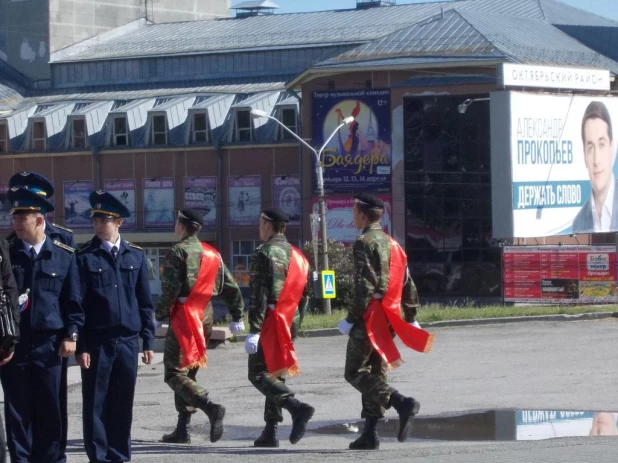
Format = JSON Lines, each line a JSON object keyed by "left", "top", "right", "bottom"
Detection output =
{"left": 53, "top": 318, "right": 618, "bottom": 461}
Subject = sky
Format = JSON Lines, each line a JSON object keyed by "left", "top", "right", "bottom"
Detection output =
{"left": 272, "top": 0, "right": 618, "bottom": 21}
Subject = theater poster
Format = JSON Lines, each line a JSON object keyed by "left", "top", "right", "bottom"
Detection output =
{"left": 184, "top": 177, "right": 217, "bottom": 228}
{"left": 63, "top": 181, "right": 94, "bottom": 229}
{"left": 272, "top": 175, "right": 300, "bottom": 226}
{"left": 311, "top": 195, "right": 392, "bottom": 243}
{"left": 143, "top": 178, "right": 175, "bottom": 228}
{"left": 228, "top": 176, "right": 261, "bottom": 227}
{"left": 104, "top": 179, "right": 136, "bottom": 228}
{"left": 312, "top": 89, "right": 391, "bottom": 193}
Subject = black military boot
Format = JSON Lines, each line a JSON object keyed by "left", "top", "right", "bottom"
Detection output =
{"left": 389, "top": 392, "right": 420, "bottom": 442}
{"left": 349, "top": 417, "right": 379, "bottom": 450}
{"left": 282, "top": 397, "right": 315, "bottom": 444}
{"left": 196, "top": 396, "right": 226, "bottom": 443}
{"left": 253, "top": 420, "right": 280, "bottom": 448}
{"left": 161, "top": 412, "right": 192, "bottom": 444}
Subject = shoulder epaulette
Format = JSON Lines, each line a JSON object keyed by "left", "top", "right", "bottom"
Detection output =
{"left": 76, "top": 240, "right": 93, "bottom": 254}
{"left": 53, "top": 240, "right": 75, "bottom": 253}
{"left": 52, "top": 223, "right": 73, "bottom": 234}
{"left": 126, "top": 241, "right": 143, "bottom": 251}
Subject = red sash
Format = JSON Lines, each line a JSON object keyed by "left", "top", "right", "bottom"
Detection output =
{"left": 260, "top": 247, "right": 309, "bottom": 378}
{"left": 170, "top": 242, "right": 220, "bottom": 370}
{"left": 363, "top": 237, "right": 434, "bottom": 369}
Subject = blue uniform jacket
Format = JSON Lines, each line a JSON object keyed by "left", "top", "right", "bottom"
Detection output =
{"left": 7, "top": 219, "right": 75, "bottom": 248}
{"left": 9, "top": 236, "right": 84, "bottom": 338}
{"left": 76, "top": 236, "right": 155, "bottom": 352}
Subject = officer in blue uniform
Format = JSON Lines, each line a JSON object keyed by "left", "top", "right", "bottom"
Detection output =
{"left": 1, "top": 187, "right": 84, "bottom": 463}
{"left": 76, "top": 190, "right": 155, "bottom": 463}
{"left": 8, "top": 171, "right": 75, "bottom": 463}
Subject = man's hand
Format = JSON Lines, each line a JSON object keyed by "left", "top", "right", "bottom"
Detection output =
{"left": 338, "top": 319, "right": 353, "bottom": 336}
{"left": 77, "top": 353, "right": 91, "bottom": 369}
{"left": 59, "top": 339, "right": 76, "bottom": 358}
{"left": 229, "top": 320, "right": 245, "bottom": 335}
{"left": 0, "top": 350, "right": 14, "bottom": 367}
{"left": 142, "top": 351, "right": 155, "bottom": 364}
{"left": 244, "top": 334, "right": 259, "bottom": 354}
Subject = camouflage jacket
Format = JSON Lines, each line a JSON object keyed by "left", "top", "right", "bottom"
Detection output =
{"left": 347, "top": 223, "right": 419, "bottom": 325}
{"left": 155, "top": 236, "right": 244, "bottom": 322}
{"left": 247, "top": 234, "right": 309, "bottom": 335}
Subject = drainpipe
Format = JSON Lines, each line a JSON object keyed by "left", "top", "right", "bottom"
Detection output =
{"left": 290, "top": 89, "right": 304, "bottom": 244}
{"left": 216, "top": 141, "right": 224, "bottom": 251}
{"left": 92, "top": 144, "right": 101, "bottom": 189}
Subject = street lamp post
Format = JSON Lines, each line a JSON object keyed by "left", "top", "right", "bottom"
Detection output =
{"left": 251, "top": 109, "right": 354, "bottom": 315}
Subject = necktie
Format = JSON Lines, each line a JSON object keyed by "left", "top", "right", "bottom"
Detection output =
{"left": 30, "top": 247, "right": 37, "bottom": 264}
{"left": 111, "top": 246, "right": 118, "bottom": 262}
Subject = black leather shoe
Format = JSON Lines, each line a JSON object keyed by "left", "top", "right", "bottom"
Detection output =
{"left": 254, "top": 420, "right": 280, "bottom": 448}
{"left": 289, "top": 403, "right": 315, "bottom": 444}
{"left": 161, "top": 412, "right": 191, "bottom": 444}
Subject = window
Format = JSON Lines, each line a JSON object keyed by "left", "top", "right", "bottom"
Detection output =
{"left": 112, "top": 116, "right": 129, "bottom": 146}
{"left": 231, "top": 240, "right": 260, "bottom": 287}
{"left": 70, "top": 118, "right": 87, "bottom": 149}
{"left": 150, "top": 114, "right": 167, "bottom": 146}
{"left": 190, "top": 112, "right": 209, "bottom": 144}
{"left": 278, "top": 107, "right": 298, "bottom": 141}
{"left": 0, "top": 123, "right": 8, "bottom": 153}
{"left": 30, "top": 120, "right": 46, "bottom": 151}
{"left": 234, "top": 110, "right": 253, "bottom": 142}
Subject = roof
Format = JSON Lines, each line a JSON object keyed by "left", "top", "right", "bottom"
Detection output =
{"left": 51, "top": 0, "right": 618, "bottom": 63}
{"left": 293, "top": 5, "right": 618, "bottom": 84}
{"left": 0, "top": 83, "right": 23, "bottom": 111}
{"left": 232, "top": 0, "right": 280, "bottom": 9}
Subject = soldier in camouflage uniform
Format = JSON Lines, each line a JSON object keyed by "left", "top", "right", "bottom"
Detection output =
{"left": 244, "top": 207, "right": 314, "bottom": 448}
{"left": 338, "top": 193, "right": 421, "bottom": 451}
{"left": 155, "top": 209, "right": 245, "bottom": 444}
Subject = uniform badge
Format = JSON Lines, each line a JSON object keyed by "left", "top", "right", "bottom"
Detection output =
{"left": 13, "top": 201, "right": 18, "bottom": 207}
{"left": 96, "top": 203, "right": 101, "bottom": 209}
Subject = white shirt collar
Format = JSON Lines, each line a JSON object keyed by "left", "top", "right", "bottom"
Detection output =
{"left": 23, "top": 235, "right": 46, "bottom": 255}
{"left": 102, "top": 235, "right": 121, "bottom": 253}
{"left": 591, "top": 176, "right": 615, "bottom": 232}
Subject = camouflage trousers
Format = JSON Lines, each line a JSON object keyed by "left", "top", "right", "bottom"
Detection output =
{"left": 344, "top": 321, "right": 395, "bottom": 419}
{"left": 163, "top": 309, "right": 213, "bottom": 414}
{"left": 248, "top": 342, "right": 294, "bottom": 423}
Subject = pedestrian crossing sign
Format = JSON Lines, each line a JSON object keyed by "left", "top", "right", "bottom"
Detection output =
{"left": 321, "top": 270, "right": 336, "bottom": 299}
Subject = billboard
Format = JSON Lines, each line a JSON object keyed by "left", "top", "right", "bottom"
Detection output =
{"left": 184, "top": 177, "right": 217, "bottom": 228}
{"left": 311, "top": 89, "right": 391, "bottom": 193}
{"left": 143, "top": 178, "right": 175, "bottom": 228}
{"left": 491, "top": 92, "right": 618, "bottom": 237}
{"left": 272, "top": 175, "right": 300, "bottom": 226}
{"left": 311, "top": 195, "right": 392, "bottom": 244}
{"left": 228, "top": 176, "right": 261, "bottom": 227}
{"left": 502, "top": 245, "right": 617, "bottom": 303}
{"left": 63, "top": 181, "right": 94, "bottom": 229}
{"left": 516, "top": 410, "right": 618, "bottom": 439}
{"left": 104, "top": 179, "right": 136, "bottom": 228}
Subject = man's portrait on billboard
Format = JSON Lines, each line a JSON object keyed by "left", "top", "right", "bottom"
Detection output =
{"left": 572, "top": 101, "right": 618, "bottom": 233}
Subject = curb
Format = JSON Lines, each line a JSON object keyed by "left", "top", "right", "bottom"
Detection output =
{"left": 233, "top": 311, "right": 618, "bottom": 341}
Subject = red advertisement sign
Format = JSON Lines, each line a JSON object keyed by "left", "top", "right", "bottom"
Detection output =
{"left": 503, "top": 246, "right": 617, "bottom": 303}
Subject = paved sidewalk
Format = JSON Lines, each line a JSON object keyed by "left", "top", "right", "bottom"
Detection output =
{"left": 59, "top": 318, "right": 618, "bottom": 462}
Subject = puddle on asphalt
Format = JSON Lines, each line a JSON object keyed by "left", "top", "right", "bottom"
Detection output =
{"left": 310, "top": 409, "right": 618, "bottom": 441}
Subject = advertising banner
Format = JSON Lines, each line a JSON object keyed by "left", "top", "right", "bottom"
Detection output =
{"left": 272, "top": 175, "right": 300, "bottom": 225}
{"left": 104, "top": 179, "right": 136, "bottom": 228}
{"left": 491, "top": 92, "right": 618, "bottom": 237}
{"left": 311, "top": 195, "right": 392, "bottom": 243}
{"left": 0, "top": 183, "right": 10, "bottom": 231}
{"left": 184, "top": 177, "right": 217, "bottom": 228}
{"left": 502, "top": 245, "right": 617, "bottom": 303}
{"left": 228, "top": 176, "right": 261, "bottom": 227}
{"left": 143, "top": 178, "right": 175, "bottom": 228}
{"left": 311, "top": 89, "right": 391, "bottom": 193}
{"left": 63, "top": 181, "right": 94, "bottom": 229}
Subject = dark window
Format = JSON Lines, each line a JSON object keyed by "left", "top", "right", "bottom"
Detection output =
{"left": 191, "top": 112, "right": 209, "bottom": 144}
{"left": 151, "top": 114, "right": 167, "bottom": 145}
{"left": 0, "top": 123, "right": 8, "bottom": 153}
{"left": 278, "top": 107, "right": 298, "bottom": 141}
{"left": 31, "top": 121, "right": 46, "bottom": 151}
{"left": 71, "top": 118, "right": 87, "bottom": 149}
{"left": 113, "top": 117, "right": 129, "bottom": 146}
{"left": 234, "top": 110, "right": 252, "bottom": 142}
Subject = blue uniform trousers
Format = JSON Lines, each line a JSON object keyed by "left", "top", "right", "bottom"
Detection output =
{"left": 0, "top": 332, "right": 63, "bottom": 463}
{"left": 58, "top": 357, "right": 69, "bottom": 463}
{"left": 81, "top": 333, "right": 138, "bottom": 463}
